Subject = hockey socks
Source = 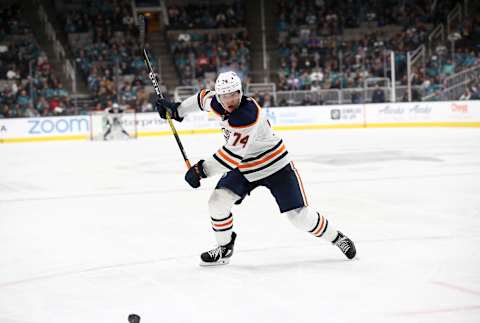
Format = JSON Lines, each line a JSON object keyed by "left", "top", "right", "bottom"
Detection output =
{"left": 310, "top": 212, "right": 356, "bottom": 258}
{"left": 286, "top": 207, "right": 338, "bottom": 242}
{"left": 308, "top": 212, "right": 339, "bottom": 242}
{"left": 211, "top": 213, "right": 234, "bottom": 246}
{"left": 208, "top": 189, "right": 239, "bottom": 245}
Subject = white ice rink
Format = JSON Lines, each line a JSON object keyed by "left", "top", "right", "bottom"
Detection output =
{"left": 1, "top": 127, "right": 480, "bottom": 323}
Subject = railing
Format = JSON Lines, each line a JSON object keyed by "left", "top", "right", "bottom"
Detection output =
{"left": 38, "top": 6, "right": 64, "bottom": 60}
{"left": 64, "top": 60, "right": 76, "bottom": 93}
{"left": 447, "top": 3, "right": 462, "bottom": 35}
{"left": 275, "top": 87, "right": 425, "bottom": 106}
{"left": 172, "top": 69, "right": 479, "bottom": 106}
{"left": 245, "top": 83, "right": 276, "bottom": 101}
{"left": 423, "top": 64, "right": 480, "bottom": 101}
{"left": 444, "top": 64, "right": 480, "bottom": 90}
{"left": 37, "top": 5, "right": 76, "bottom": 92}
{"left": 173, "top": 85, "right": 427, "bottom": 106}
{"left": 160, "top": 0, "right": 169, "bottom": 26}
{"left": 260, "top": 0, "right": 269, "bottom": 82}
{"left": 407, "top": 45, "right": 426, "bottom": 101}
{"left": 166, "top": 27, "right": 247, "bottom": 37}
{"left": 428, "top": 24, "right": 444, "bottom": 57}
{"left": 174, "top": 86, "right": 199, "bottom": 101}
{"left": 276, "top": 89, "right": 340, "bottom": 105}
{"left": 464, "top": 0, "right": 470, "bottom": 16}
{"left": 442, "top": 80, "right": 471, "bottom": 101}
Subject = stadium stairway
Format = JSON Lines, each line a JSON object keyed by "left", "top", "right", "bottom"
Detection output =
{"left": 147, "top": 29, "right": 180, "bottom": 94}
{"left": 246, "top": 0, "right": 277, "bottom": 83}
{"left": 23, "top": 0, "right": 89, "bottom": 95}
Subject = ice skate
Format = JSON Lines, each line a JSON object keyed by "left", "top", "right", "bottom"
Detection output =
{"left": 200, "top": 232, "right": 237, "bottom": 266}
{"left": 332, "top": 231, "right": 356, "bottom": 259}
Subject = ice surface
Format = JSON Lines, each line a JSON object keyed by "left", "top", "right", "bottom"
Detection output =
{"left": 1, "top": 128, "right": 480, "bottom": 323}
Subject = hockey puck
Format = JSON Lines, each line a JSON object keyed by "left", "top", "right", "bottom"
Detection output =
{"left": 128, "top": 313, "right": 141, "bottom": 323}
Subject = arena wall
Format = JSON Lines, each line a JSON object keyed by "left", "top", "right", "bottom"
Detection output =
{"left": 1, "top": 101, "right": 479, "bottom": 143}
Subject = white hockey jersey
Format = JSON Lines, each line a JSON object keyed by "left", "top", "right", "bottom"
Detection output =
{"left": 178, "top": 89, "right": 290, "bottom": 182}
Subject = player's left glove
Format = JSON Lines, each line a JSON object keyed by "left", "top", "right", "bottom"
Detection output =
{"left": 185, "top": 160, "right": 207, "bottom": 188}
{"left": 154, "top": 98, "right": 183, "bottom": 122}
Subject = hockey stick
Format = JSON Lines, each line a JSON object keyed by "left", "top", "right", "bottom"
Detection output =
{"left": 138, "top": 15, "right": 192, "bottom": 169}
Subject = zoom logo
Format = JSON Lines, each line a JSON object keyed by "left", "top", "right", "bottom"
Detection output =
{"left": 28, "top": 118, "right": 89, "bottom": 134}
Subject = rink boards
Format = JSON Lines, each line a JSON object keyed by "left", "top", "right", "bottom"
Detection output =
{"left": 1, "top": 100, "right": 480, "bottom": 143}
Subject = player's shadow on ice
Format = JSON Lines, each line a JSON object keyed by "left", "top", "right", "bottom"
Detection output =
{"left": 230, "top": 257, "right": 353, "bottom": 273}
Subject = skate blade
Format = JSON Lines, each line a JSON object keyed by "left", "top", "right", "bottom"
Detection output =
{"left": 199, "top": 258, "right": 230, "bottom": 267}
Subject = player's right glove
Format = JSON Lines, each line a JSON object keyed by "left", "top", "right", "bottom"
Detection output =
{"left": 154, "top": 98, "right": 183, "bottom": 122}
{"left": 185, "top": 160, "right": 207, "bottom": 188}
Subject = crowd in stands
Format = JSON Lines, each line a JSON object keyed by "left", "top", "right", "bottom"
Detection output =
{"left": 2, "top": 1, "right": 480, "bottom": 119}
{"left": 0, "top": 4, "right": 74, "bottom": 118}
{"left": 170, "top": 30, "right": 250, "bottom": 88}
{"left": 274, "top": 0, "right": 480, "bottom": 102}
{"left": 64, "top": 0, "right": 154, "bottom": 112}
{"left": 459, "top": 78, "right": 480, "bottom": 100}
{"left": 62, "top": 0, "right": 255, "bottom": 111}
{"left": 166, "top": 1, "right": 250, "bottom": 88}
{"left": 167, "top": 1, "right": 245, "bottom": 30}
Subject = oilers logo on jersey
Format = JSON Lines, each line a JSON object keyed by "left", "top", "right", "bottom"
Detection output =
{"left": 222, "top": 127, "right": 231, "bottom": 142}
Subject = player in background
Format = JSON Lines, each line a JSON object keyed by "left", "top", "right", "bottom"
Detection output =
{"left": 155, "top": 71, "right": 356, "bottom": 266}
{"left": 103, "top": 102, "right": 130, "bottom": 140}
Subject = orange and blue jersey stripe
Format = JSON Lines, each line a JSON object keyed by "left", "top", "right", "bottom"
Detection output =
{"left": 213, "top": 139, "right": 289, "bottom": 176}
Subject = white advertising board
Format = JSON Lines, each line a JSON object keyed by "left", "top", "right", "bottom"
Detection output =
{"left": 265, "top": 105, "right": 364, "bottom": 128}
{"left": 0, "top": 115, "right": 90, "bottom": 142}
{"left": 365, "top": 101, "right": 480, "bottom": 125}
{"left": 1, "top": 101, "right": 479, "bottom": 143}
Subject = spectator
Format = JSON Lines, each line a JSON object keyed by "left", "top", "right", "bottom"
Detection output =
{"left": 35, "top": 96, "right": 49, "bottom": 116}
{"left": 23, "top": 103, "right": 39, "bottom": 117}
{"left": 412, "top": 88, "right": 422, "bottom": 101}
{"left": 16, "top": 89, "right": 31, "bottom": 108}
{"left": 1, "top": 104, "right": 12, "bottom": 117}
{"left": 262, "top": 93, "right": 275, "bottom": 108}
{"left": 351, "top": 91, "right": 363, "bottom": 104}
{"left": 470, "top": 83, "right": 480, "bottom": 100}
{"left": 459, "top": 88, "right": 471, "bottom": 100}
{"left": 371, "top": 84, "right": 385, "bottom": 103}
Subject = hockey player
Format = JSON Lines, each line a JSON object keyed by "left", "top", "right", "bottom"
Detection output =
{"left": 103, "top": 103, "right": 130, "bottom": 140}
{"left": 154, "top": 71, "right": 356, "bottom": 266}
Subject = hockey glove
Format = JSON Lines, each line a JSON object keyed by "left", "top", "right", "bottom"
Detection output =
{"left": 185, "top": 160, "right": 207, "bottom": 188}
{"left": 155, "top": 98, "right": 183, "bottom": 122}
